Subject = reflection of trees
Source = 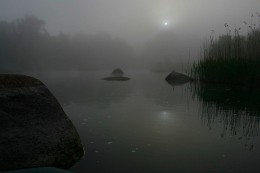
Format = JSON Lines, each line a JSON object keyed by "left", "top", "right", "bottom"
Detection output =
{"left": 190, "top": 83, "right": 260, "bottom": 138}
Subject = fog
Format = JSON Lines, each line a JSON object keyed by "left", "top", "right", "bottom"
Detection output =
{"left": 0, "top": 0, "right": 259, "bottom": 72}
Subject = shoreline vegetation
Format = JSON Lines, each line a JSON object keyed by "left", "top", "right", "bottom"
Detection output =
{"left": 189, "top": 13, "right": 260, "bottom": 87}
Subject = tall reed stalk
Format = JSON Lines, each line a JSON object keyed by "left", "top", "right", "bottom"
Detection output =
{"left": 190, "top": 14, "right": 260, "bottom": 87}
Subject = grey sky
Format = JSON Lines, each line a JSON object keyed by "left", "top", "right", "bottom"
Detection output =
{"left": 0, "top": 0, "right": 259, "bottom": 46}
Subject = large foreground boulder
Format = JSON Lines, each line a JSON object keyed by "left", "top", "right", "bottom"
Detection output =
{"left": 165, "top": 71, "right": 192, "bottom": 85}
{"left": 0, "top": 74, "right": 84, "bottom": 171}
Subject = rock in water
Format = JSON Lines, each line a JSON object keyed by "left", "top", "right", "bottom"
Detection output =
{"left": 102, "top": 76, "right": 130, "bottom": 81}
{"left": 111, "top": 68, "right": 124, "bottom": 76}
{"left": 165, "top": 71, "right": 192, "bottom": 85}
{"left": 103, "top": 68, "right": 130, "bottom": 81}
{"left": 0, "top": 74, "right": 84, "bottom": 171}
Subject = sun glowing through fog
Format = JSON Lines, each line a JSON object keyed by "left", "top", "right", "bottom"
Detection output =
{"left": 161, "top": 20, "right": 171, "bottom": 28}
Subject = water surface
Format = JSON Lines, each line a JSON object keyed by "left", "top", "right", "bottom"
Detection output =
{"left": 34, "top": 71, "right": 260, "bottom": 173}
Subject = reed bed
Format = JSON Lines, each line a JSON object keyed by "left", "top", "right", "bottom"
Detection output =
{"left": 190, "top": 15, "right": 260, "bottom": 87}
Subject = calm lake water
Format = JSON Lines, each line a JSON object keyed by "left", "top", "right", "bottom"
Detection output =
{"left": 34, "top": 71, "right": 260, "bottom": 173}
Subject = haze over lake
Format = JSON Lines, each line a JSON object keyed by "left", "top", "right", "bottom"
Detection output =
{"left": 0, "top": 0, "right": 260, "bottom": 172}
{"left": 1, "top": 0, "right": 259, "bottom": 71}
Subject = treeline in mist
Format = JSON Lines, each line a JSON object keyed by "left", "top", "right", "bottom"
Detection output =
{"left": 0, "top": 15, "right": 134, "bottom": 73}
{"left": 142, "top": 30, "right": 191, "bottom": 73}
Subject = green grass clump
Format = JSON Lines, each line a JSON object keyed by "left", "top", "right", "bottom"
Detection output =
{"left": 190, "top": 18, "right": 260, "bottom": 87}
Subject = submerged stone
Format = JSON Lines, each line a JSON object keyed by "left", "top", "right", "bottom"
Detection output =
{"left": 0, "top": 74, "right": 84, "bottom": 171}
{"left": 102, "top": 76, "right": 130, "bottom": 81}
{"left": 165, "top": 71, "right": 192, "bottom": 85}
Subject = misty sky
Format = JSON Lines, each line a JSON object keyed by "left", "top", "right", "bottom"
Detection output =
{"left": 0, "top": 0, "right": 259, "bottom": 46}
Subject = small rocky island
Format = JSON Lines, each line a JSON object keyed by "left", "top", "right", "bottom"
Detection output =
{"left": 165, "top": 71, "right": 192, "bottom": 86}
{"left": 102, "top": 68, "right": 130, "bottom": 81}
{"left": 0, "top": 74, "right": 84, "bottom": 171}
{"left": 111, "top": 68, "right": 124, "bottom": 76}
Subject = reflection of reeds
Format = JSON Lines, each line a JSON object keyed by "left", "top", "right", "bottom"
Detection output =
{"left": 189, "top": 14, "right": 260, "bottom": 86}
{"left": 201, "top": 105, "right": 260, "bottom": 137}
{"left": 190, "top": 83, "right": 260, "bottom": 138}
